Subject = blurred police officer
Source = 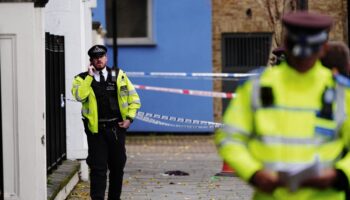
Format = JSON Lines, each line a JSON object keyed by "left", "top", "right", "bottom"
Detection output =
{"left": 216, "top": 11, "right": 350, "bottom": 200}
{"left": 72, "top": 45, "right": 141, "bottom": 200}
{"left": 321, "top": 41, "right": 350, "bottom": 77}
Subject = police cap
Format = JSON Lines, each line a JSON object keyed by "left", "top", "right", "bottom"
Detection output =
{"left": 282, "top": 11, "right": 333, "bottom": 58}
{"left": 282, "top": 11, "right": 333, "bottom": 34}
{"left": 88, "top": 45, "right": 107, "bottom": 58}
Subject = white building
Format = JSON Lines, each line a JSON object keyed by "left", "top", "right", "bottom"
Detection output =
{"left": 0, "top": 0, "right": 97, "bottom": 199}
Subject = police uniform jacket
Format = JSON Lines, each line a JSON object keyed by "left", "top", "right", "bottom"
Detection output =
{"left": 215, "top": 61, "right": 350, "bottom": 200}
{"left": 72, "top": 67, "right": 141, "bottom": 133}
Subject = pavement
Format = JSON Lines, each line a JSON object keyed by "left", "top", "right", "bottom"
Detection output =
{"left": 67, "top": 135, "right": 253, "bottom": 200}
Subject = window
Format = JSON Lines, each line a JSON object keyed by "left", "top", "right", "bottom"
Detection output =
{"left": 222, "top": 32, "right": 272, "bottom": 72}
{"left": 106, "top": 0, "right": 154, "bottom": 46}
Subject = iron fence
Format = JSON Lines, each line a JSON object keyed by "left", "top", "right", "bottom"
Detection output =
{"left": 45, "top": 33, "right": 66, "bottom": 173}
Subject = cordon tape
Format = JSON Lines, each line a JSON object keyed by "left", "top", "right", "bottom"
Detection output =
{"left": 63, "top": 99, "right": 223, "bottom": 129}
{"left": 127, "top": 71, "right": 258, "bottom": 78}
{"left": 134, "top": 84, "right": 235, "bottom": 99}
{"left": 65, "top": 71, "right": 244, "bottom": 128}
{"left": 136, "top": 112, "right": 223, "bottom": 129}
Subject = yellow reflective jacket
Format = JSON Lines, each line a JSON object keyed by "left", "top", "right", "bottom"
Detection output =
{"left": 71, "top": 68, "right": 141, "bottom": 133}
{"left": 215, "top": 61, "right": 350, "bottom": 200}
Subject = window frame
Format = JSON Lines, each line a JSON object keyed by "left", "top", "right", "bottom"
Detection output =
{"left": 221, "top": 32, "right": 273, "bottom": 72}
{"left": 105, "top": 0, "right": 155, "bottom": 46}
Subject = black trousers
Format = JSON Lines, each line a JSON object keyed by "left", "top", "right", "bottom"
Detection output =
{"left": 84, "top": 121, "right": 127, "bottom": 200}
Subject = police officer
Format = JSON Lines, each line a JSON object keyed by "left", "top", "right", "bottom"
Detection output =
{"left": 321, "top": 41, "right": 350, "bottom": 77}
{"left": 215, "top": 11, "right": 350, "bottom": 200}
{"left": 72, "top": 45, "right": 141, "bottom": 200}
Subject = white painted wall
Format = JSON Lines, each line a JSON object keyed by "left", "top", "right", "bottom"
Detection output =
{"left": 0, "top": 3, "right": 46, "bottom": 200}
{"left": 45, "top": 0, "right": 96, "bottom": 160}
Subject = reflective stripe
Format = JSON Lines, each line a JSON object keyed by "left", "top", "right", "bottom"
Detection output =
{"left": 251, "top": 77, "right": 260, "bottom": 111}
{"left": 265, "top": 105, "right": 317, "bottom": 112}
{"left": 221, "top": 124, "right": 250, "bottom": 136}
{"left": 131, "top": 100, "right": 141, "bottom": 104}
{"left": 75, "top": 87, "right": 84, "bottom": 102}
{"left": 120, "top": 90, "right": 137, "bottom": 97}
{"left": 129, "top": 90, "right": 137, "bottom": 95}
{"left": 82, "top": 108, "right": 90, "bottom": 115}
{"left": 256, "top": 135, "right": 325, "bottom": 145}
{"left": 335, "top": 84, "right": 346, "bottom": 132}
{"left": 264, "top": 160, "right": 333, "bottom": 172}
{"left": 216, "top": 138, "right": 246, "bottom": 148}
{"left": 122, "top": 102, "right": 128, "bottom": 108}
{"left": 120, "top": 92, "right": 128, "bottom": 97}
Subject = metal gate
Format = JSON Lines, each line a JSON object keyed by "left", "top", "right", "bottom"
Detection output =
{"left": 45, "top": 33, "right": 66, "bottom": 173}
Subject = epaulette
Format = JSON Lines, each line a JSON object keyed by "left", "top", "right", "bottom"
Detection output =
{"left": 77, "top": 71, "right": 89, "bottom": 79}
{"left": 334, "top": 73, "right": 350, "bottom": 87}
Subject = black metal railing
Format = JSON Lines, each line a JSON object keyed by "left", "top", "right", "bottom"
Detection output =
{"left": 45, "top": 33, "right": 66, "bottom": 173}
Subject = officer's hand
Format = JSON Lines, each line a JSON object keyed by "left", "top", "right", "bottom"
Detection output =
{"left": 88, "top": 65, "right": 96, "bottom": 76}
{"left": 251, "top": 170, "right": 282, "bottom": 193}
{"left": 118, "top": 120, "right": 131, "bottom": 129}
{"left": 301, "top": 168, "right": 337, "bottom": 189}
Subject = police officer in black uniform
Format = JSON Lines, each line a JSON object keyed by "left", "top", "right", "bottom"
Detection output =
{"left": 72, "top": 45, "right": 141, "bottom": 200}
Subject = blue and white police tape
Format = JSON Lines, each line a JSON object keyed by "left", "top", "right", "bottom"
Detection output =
{"left": 127, "top": 71, "right": 258, "bottom": 79}
{"left": 61, "top": 100, "right": 225, "bottom": 129}
{"left": 134, "top": 84, "right": 236, "bottom": 99}
{"left": 136, "top": 111, "right": 224, "bottom": 129}
{"left": 136, "top": 115, "right": 220, "bottom": 129}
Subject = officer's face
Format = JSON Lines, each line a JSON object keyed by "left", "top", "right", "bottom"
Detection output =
{"left": 285, "top": 41, "right": 326, "bottom": 73}
{"left": 91, "top": 54, "right": 107, "bottom": 70}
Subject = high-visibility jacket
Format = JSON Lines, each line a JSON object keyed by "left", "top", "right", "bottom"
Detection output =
{"left": 215, "top": 60, "right": 350, "bottom": 200}
{"left": 71, "top": 68, "right": 141, "bottom": 133}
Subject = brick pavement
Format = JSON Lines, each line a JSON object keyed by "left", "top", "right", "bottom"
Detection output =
{"left": 67, "top": 135, "right": 253, "bottom": 200}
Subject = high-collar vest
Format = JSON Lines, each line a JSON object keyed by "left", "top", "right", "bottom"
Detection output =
{"left": 91, "top": 70, "right": 122, "bottom": 121}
